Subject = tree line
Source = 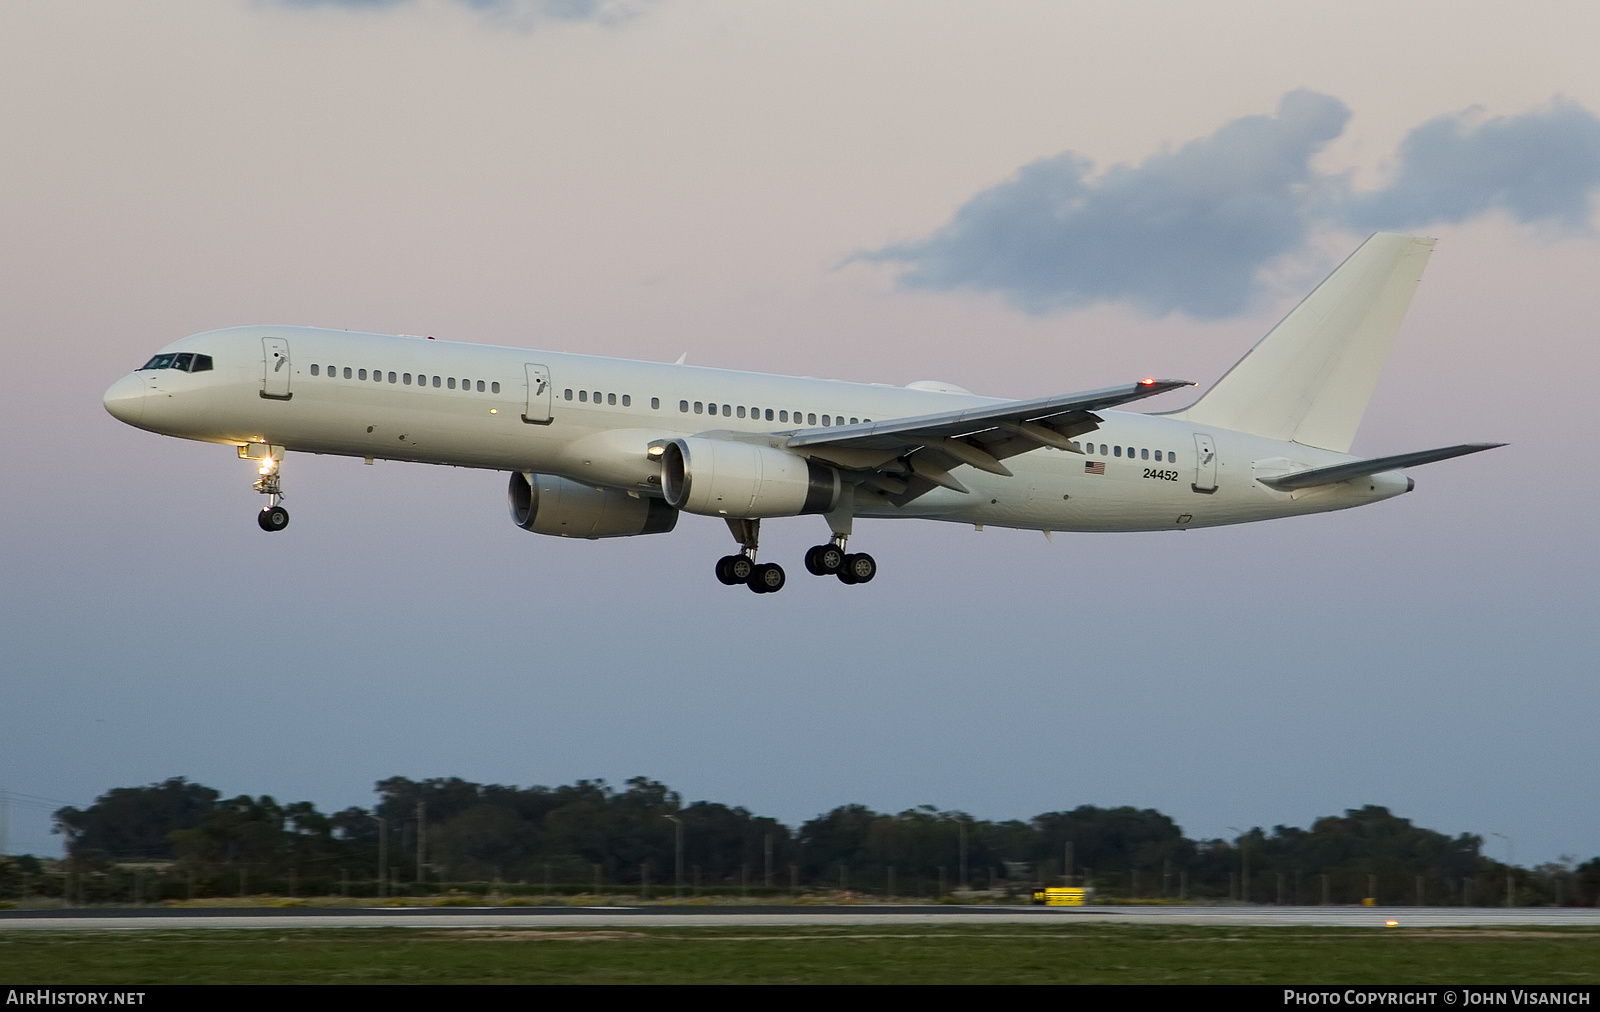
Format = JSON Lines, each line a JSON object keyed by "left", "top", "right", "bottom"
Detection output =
{"left": 3, "top": 775, "right": 1593, "bottom": 905}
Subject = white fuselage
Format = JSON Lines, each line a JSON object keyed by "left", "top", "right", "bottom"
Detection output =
{"left": 103, "top": 325, "right": 1409, "bottom": 534}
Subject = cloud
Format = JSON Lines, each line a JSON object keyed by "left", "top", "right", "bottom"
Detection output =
{"left": 269, "top": 0, "right": 653, "bottom": 28}
{"left": 1346, "top": 99, "right": 1600, "bottom": 232}
{"left": 863, "top": 94, "right": 1600, "bottom": 320}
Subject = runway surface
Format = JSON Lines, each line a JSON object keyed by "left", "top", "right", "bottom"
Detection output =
{"left": 4, "top": 905, "right": 1599, "bottom": 931}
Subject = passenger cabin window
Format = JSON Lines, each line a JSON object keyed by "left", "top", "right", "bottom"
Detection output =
{"left": 1141, "top": 448, "right": 1149, "bottom": 459}
{"left": 765, "top": 409, "right": 774, "bottom": 421}
{"left": 404, "top": 373, "right": 412, "bottom": 385}
{"left": 621, "top": 394, "right": 630, "bottom": 406}
{"left": 652, "top": 397, "right": 661, "bottom": 409}
{"left": 310, "top": 364, "right": 319, "bottom": 376}
{"left": 736, "top": 406, "right": 746, "bottom": 418}
{"left": 608, "top": 393, "right": 616, "bottom": 405}
{"left": 432, "top": 376, "right": 440, "bottom": 387}
{"left": 479, "top": 380, "right": 487, "bottom": 392}
{"left": 678, "top": 400, "right": 687, "bottom": 412}
{"left": 694, "top": 401, "right": 703, "bottom": 414}
{"left": 565, "top": 389, "right": 574, "bottom": 400}
{"left": 492, "top": 382, "right": 500, "bottom": 393}
{"left": 389, "top": 372, "right": 397, "bottom": 383}
{"left": 578, "top": 389, "right": 586, "bottom": 401}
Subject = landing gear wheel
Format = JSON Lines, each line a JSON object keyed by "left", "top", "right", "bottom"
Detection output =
{"left": 258, "top": 505, "right": 289, "bottom": 532}
{"left": 804, "top": 544, "right": 844, "bottom": 576}
{"left": 837, "top": 552, "right": 875, "bottom": 584}
{"left": 716, "top": 555, "right": 756, "bottom": 585}
{"left": 748, "top": 562, "right": 786, "bottom": 594}
{"left": 715, "top": 555, "right": 754, "bottom": 585}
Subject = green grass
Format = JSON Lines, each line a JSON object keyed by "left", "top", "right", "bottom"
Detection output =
{"left": 4, "top": 925, "right": 1600, "bottom": 984}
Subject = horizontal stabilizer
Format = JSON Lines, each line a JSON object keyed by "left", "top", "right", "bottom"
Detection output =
{"left": 1258, "top": 443, "right": 1505, "bottom": 491}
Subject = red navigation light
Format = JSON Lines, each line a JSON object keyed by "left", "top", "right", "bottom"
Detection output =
{"left": 1140, "top": 377, "right": 1155, "bottom": 386}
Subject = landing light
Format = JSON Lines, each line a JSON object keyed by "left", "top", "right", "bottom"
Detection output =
{"left": 489, "top": 408, "right": 497, "bottom": 414}
{"left": 1385, "top": 920, "right": 1399, "bottom": 927}
{"left": 1140, "top": 377, "right": 1155, "bottom": 386}
{"left": 648, "top": 445, "right": 665, "bottom": 457}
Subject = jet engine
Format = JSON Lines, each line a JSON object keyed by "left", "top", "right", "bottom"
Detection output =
{"left": 508, "top": 472, "right": 678, "bottom": 539}
{"left": 660, "top": 437, "right": 840, "bottom": 518}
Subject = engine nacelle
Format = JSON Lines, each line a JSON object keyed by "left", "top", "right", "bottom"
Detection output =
{"left": 660, "top": 437, "right": 840, "bottom": 518}
{"left": 508, "top": 472, "right": 678, "bottom": 539}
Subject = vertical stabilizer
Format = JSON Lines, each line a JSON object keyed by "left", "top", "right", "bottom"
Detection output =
{"left": 1173, "top": 233, "right": 1434, "bottom": 452}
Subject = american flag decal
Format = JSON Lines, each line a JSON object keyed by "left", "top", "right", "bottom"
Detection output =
{"left": 1085, "top": 460, "right": 1105, "bottom": 475}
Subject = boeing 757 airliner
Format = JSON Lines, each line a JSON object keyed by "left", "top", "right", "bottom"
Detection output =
{"left": 104, "top": 233, "right": 1498, "bottom": 592}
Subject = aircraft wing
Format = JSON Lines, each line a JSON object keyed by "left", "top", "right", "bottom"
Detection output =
{"left": 1257, "top": 443, "right": 1506, "bottom": 491}
{"left": 784, "top": 379, "right": 1191, "bottom": 503}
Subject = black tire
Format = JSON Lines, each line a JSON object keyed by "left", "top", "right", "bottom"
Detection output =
{"left": 805, "top": 545, "right": 845, "bottom": 575}
{"left": 748, "top": 562, "right": 785, "bottom": 594}
{"left": 715, "top": 555, "right": 744, "bottom": 585}
{"left": 729, "top": 555, "right": 754, "bottom": 583}
{"left": 836, "top": 561, "right": 858, "bottom": 585}
{"left": 843, "top": 552, "right": 875, "bottom": 584}
{"left": 258, "top": 505, "right": 289, "bottom": 532}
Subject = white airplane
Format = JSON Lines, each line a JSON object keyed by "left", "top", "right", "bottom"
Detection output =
{"left": 104, "top": 233, "right": 1498, "bottom": 593}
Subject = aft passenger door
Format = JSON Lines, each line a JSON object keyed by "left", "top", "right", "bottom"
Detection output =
{"left": 261, "top": 337, "right": 292, "bottom": 400}
{"left": 522, "top": 363, "right": 552, "bottom": 425}
{"left": 1192, "top": 433, "right": 1217, "bottom": 493}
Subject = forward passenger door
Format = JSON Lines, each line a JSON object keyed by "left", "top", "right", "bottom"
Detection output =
{"left": 261, "top": 337, "right": 291, "bottom": 400}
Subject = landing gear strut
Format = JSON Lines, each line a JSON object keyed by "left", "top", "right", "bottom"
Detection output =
{"left": 248, "top": 446, "right": 289, "bottom": 532}
{"left": 717, "top": 519, "right": 785, "bottom": 593}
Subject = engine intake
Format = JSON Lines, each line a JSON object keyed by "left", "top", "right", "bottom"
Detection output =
{"left": 508, "top": 472, "right": 678, "bottom": 539}
{"left": 660, "top": 437, "right": 840, "bottom": 518}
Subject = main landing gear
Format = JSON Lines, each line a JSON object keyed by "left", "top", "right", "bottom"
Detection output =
{"left": 717, "top": 519, "right": 785, "bottom": 594}
{"left": 713, "top": 519, "right": 875, "bottom": 593}
{"left": 803, "top": 538, "right": 876, "bottom": 585}
{"left": 248, "top": 446, "right": 289, "bottom": 532}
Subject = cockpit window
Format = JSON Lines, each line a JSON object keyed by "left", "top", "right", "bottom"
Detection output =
{"left": 139, "top": 352, "right": 213, "bottom": 372}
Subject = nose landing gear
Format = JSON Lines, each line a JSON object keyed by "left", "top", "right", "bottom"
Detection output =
{"left": 245, "top": 444, "right": 289, "bottom": 532}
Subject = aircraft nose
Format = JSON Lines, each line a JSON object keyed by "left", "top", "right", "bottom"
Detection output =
{"left": 103, "top": 373, "right": 147, "bottom": 425}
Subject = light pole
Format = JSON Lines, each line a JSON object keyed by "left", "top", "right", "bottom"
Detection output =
{"left": 958, "top": 817, "right": 968, "bottom": 892}
{"left": 665, "top": 814, "right": 684, "bottom": 899}
{"left": 1229, "top": 827, "right": 1250, "bottom": 905}
{"left": 371, "top": 815, "right": 388, "bottom": 898}
{"left": 1492, "top": 833, "right": 1515, "bottom": 906}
